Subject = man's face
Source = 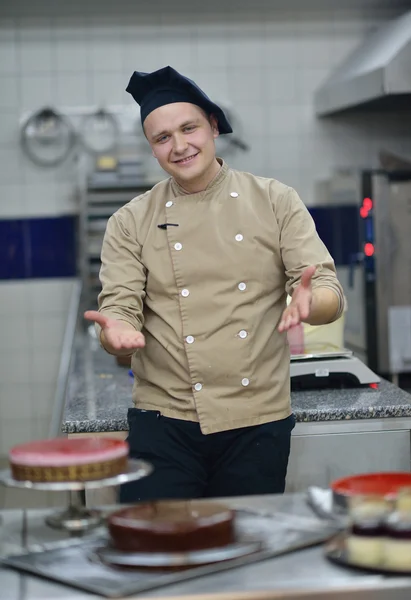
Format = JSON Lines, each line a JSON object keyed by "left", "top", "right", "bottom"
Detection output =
{"left": 144, "top": 103, "right": 219, "bottom": 184}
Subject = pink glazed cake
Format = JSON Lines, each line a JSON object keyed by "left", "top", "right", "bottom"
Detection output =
{"left": 9, "top": 437, "right": 129, "bottom": 482}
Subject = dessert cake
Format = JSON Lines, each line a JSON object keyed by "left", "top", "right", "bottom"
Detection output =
{"left": 383, "top": 524, "right": 411, "bottom": 570}
{"left": 108, "top": 500, "right": 235, "bottom": 553}
{"left": 345, "top": 490, "right": 411, "bottom": 571}
{"left": 346, "top": 495, "right": 388, "bottom": 568}
{"left": 9, "top": 437, "right": 129, "bottom": 482}
{"left": 346, "top": 523, "right": 385, "bottom": 568}
{"left": 384, "top": 489, "right": 411, "bottom": 570}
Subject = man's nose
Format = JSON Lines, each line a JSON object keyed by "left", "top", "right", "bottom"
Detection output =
{"left": 172, "top": 133, "right": 188, "bottom": 154}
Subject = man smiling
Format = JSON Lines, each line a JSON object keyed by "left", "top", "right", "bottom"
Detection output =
{"left": 146, "top": 105, "right": 220, "bottom": 193}
{"left": 85, "top": 66, "right": 345, "bottom": 502}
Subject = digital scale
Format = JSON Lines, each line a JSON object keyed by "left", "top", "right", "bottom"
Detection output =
{"left": 290, "top": 346, "right": 381, "bottom": 390}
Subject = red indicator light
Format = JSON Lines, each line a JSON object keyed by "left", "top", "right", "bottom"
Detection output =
{"left": 360, "top": 207, "right": 368, "bottom": 219}
{"left": 364, "top": 243, "right": 374, "bottom": 257}
{"left": 363, "top": 197, "right": 373, "bottom": 211}
{"left": 369, "top": 383, "right": 379, "bottom": 389}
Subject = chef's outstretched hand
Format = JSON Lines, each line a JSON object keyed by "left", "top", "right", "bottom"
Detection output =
{"left": 84, "top": 310, "right": 145, "bottom": 353}
{"left": 278, "top": 266, "right": 316, "bottom": 332}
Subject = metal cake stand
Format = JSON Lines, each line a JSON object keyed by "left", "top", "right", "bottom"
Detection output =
{"left": 0, "top": 459, "right": 152, "bottom": 533}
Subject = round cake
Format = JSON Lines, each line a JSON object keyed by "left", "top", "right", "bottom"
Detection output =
{"left": 384, "top": 491, "right": 411, "bottom": 570}
{"left": 9, "top": 437, "right": 129, "bottom": 482}
{"left": 108, "top": 500, "right": 235, "bottom": 553}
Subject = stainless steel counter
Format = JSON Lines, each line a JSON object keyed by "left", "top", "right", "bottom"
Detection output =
{"left": 1, "top": 494, "right": 411, "bottom": 600}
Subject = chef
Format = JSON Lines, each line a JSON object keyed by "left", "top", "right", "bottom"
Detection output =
{"left": 85, "top": 66, "right": 345, "bottom": 502}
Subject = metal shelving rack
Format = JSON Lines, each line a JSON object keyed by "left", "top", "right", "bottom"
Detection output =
{"left": 78, "top": 178, "right": 156, "bottom": 313}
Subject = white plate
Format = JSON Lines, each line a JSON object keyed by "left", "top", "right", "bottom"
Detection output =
{"left": 95, "top": 540, "right": 263, "bottom": 568}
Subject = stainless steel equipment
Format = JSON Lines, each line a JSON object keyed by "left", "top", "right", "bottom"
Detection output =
{"left": 78, "top": 175, "right": 156, "bottom": 312}
{"left": 290, "top": 349, "right": 380, "bottom": 390}
{"left": 325, "top": 169, "right": 411, "bottom": 378}
{"left": 315, "top": 11, "right": 411, "bottom": 115}
{"left": 20, "top": 107, "right": 76, "bottom": 167}
{"left": 4, "top": 495, "right": 411, "bottom": 600}
{"left": 1, "top": 509, "right": 335, "bottom": 598}
{"left": 81, "top": 108, "right": 119, "bottom": 155}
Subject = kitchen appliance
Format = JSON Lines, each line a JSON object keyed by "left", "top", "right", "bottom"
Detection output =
{"left": 311, "top": 169, "right": 411, "bottom": 379}
{"left": 290, "top": 348, "right": 380, "bottom": 390}
{"left": 338, "top": 169, "right": 410, "bottom": 377}
{"left": 315, "top": 10, "right": 411, "bottom": 116}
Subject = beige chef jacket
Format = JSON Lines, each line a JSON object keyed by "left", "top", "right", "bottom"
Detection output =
{"left": 97, "top": 159, "right": 345, "bottom": 434}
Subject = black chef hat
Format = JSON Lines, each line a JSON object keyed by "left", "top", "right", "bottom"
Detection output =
{"left": 126, "top": 66, "right": 233, "bottom": 135}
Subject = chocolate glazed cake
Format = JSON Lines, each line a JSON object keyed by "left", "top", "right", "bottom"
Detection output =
{"left": 108, "top": 500, "right": 235, "bottom": 553}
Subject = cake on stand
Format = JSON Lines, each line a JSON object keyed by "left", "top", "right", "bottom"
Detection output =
{"left": 0, "top": 459, "right": 152, "bottom": 533}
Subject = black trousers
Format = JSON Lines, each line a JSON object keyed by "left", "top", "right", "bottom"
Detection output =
{"left": 119, "top": 409, "right": 295, "bottom": 503}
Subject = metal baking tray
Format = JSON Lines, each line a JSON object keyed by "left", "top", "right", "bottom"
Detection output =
{"left": 1, "top": 510, "right": 337, "bottom": 598}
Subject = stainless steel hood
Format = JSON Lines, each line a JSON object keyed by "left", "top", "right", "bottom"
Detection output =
{"left": 314, "top": 11, "right": 411, "bottom": 116}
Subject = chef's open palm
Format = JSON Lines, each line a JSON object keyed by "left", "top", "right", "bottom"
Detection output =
{"left": 84, "top": 311, "right": 145, "bottom": 351}
{"left": 278, "top": 266, "right": 316, "bottom": 332}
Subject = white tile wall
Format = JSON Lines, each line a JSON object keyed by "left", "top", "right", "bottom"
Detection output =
{"left": 53, "top": 21, "right": 90, "bottom": 73}
{"left": 0, "top": 22, "right": 18, "bottom": 75}
{"left": 0, "top": 3, "right": 411, "bottom": 504}
{"left": 19, "top": 19, "right": 53, "bottom": 74}
{"left": 0, "top": 76, "right": 20, "bottom": 110}
{"left": 0, "top": 4, "right": 409, "bottom": 219}
{"left": 0, "top": 279, "right": 75, "bottom": 461}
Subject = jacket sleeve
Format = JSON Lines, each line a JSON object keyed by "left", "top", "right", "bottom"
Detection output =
{"left": 272, "top": 184, "right": 345, "bottom": 321}
{"left": 96, "top": 208, "right": 147, "bottom": 336}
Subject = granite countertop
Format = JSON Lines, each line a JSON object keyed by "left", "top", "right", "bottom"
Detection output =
{"left": 63, "top": 330, "right": 411, "bottom": 434}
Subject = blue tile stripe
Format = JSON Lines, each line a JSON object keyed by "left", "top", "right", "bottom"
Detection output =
{"left": 0, "top": 208, "right": 357, "bottom": 279}
{"left": 0, "top": 215, "right": 77, "bottom": 280}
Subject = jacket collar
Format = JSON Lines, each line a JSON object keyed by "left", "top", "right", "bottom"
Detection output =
{"left": 170, "top": 157, "right": 229, "bottom": 197}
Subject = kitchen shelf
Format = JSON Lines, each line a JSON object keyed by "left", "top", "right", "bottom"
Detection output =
{"left": 78, "top": 177, "right": 158, "bottom": 312}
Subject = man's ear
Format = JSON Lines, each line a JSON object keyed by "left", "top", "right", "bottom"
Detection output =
{"left": 210, "top": 115, "right": 219, "bottom": 139}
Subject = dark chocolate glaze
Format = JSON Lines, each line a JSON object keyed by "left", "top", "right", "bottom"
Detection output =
{"left": 107, "top": 500, "right": 235, "bottom": 552}
{"left": 351, "top": 523, "right": 385, "bottom": 537}
{"left": 386, "top": 521, "right": 411, "bottom": 540}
